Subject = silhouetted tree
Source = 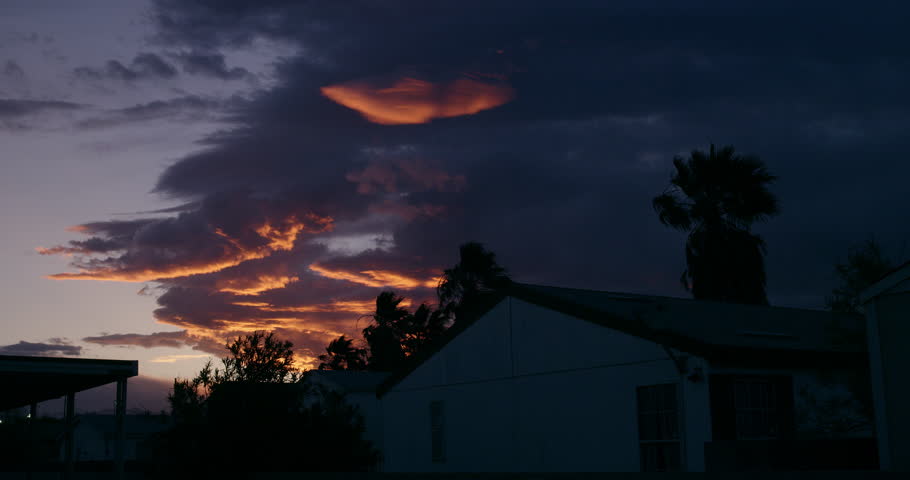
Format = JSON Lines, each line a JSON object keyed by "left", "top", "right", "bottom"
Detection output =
{"left": 317, "top": 335, "right": 368, "bottom": 371}
{"left": 162, "top": 331, "right": 378, "bottom": 471}
{"left": 821, "top": 238, "right": 900, "bottom": 429}
{"left": 220, "top": 330, "right": 298, "bottom": 383}
{"left": 400, "top": 303, "right": 449, "bottom": 356}
{"left": 168, "top": 360, "right": 214, "bottom": 425}
{"left": 653, "top": 144, "right": 779, "bottom": 304}
{"left": 362, "top": 291, "right": 409, "bottom": 371}
{"left": 437, "top": 241, "right": 511, "bottom": 323}
{"left": 168, "top": 331, "right": 299, "bottom": 421}
{"left": 826, "top": 238, "right": 896, "bottom": 315}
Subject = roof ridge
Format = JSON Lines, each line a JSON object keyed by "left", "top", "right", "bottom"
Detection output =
{"left": 513, "top": 282, "right": 855, "bottom": 316}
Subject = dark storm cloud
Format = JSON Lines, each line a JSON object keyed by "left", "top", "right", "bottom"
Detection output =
{"left": 77, "top": 95, "right": 241, "bottom": 129}
{"left": 41, "top": 190, "right": 334, "bottom": 282}
{"left": 73, "top": 52, "right": 178, "bottom": 83}
{"left": 83, "top": 331, "right": 191, "bottom": 349}
{"left": 0, "top": 338, "right": 82, "bottom": 356}
{"left": 0, "top": 98, "right": 83, "bottom": 130}
{"left": 82, "top": 330, "right": 225, "bottom": 355}
{"left": 0, "top": 99, "right": 82, "bottom": 118}
{"left": 172, "top": 51, "right": 253, "bottom": 81}
{"left": 2, "top": 60, "right": 25, "bottom": 79}
{"left": 44, "top": 0, "right": 910, "bottom": 364}
{"left": 0, "top": 32, "right": 50, "bottom": 48}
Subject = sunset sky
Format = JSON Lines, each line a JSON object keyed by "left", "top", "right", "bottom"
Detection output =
{"left": 2, "top": 1, "right": 909, "bottom": 412}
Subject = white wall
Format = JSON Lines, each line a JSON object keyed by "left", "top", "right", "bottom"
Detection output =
{"left": 866, "top": 291, "right": 910, "bottom": 471}
{"left": 381, "top": 297, "right": 710, "bottom": 472}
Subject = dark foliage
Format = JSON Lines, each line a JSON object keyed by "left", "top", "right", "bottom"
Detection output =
{"left": 317, "top": 335, "right": 368, "bottom": 371}
{"left": 437, "top": 241, "right": 512, "bottom": 323}
{"left": 161, "top": 331, "right": 378, "bottom": 472}
{"left": 826, "top": 238, "right": 897, "bottom": 315}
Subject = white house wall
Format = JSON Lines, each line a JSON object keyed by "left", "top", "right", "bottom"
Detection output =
{"left": 867, "top": 291, "right": 910, "bottom": 470}
{"left": 381, "top": 297, "right": 711, "bottom": 472}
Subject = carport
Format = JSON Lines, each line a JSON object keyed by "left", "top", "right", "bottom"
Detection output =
{"left": 0, "top": 355, "right": 138, "bottom": 478}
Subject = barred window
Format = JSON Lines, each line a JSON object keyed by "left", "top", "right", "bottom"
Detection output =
{"left": 637, "top": 384, "right": 681, "bottom": 472}
{"left": 733, "top": 377, "right": 779, "bottom": 439}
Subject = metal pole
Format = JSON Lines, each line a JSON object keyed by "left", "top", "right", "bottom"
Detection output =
{"left": 27, "top": 402, "right": 37, "bottom": 480}
{"left": 114, "top": 377, "right": 127, "bottom": 479}
{"left": 64, "top": 392, "right": 75, "bottom": 480}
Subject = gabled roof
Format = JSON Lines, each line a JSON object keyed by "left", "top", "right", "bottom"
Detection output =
{"left": 859, "top": 259, "right": 910, "bottom": 304}
{"left": 376, "top": 283, "right": 865, "bottom": 397}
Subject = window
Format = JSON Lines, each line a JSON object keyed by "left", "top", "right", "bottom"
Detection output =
{"left": 733, "top": 377, "right": 779, "bottom": 439}
{"left": 709, "top": 374, "right": 795, "bottom": 441}
{"left": 430, "top": 400, "right": 445, "bottom": 463}
{"left": 637, "top": 384, "right": 681, "bottom": 472}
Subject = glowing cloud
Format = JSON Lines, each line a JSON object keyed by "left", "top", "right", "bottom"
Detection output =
{"left": 43, "top": 213, "right": 332, "bottom": 282}
{"left": 308, "top": 263, "right": 439, "bottom": 289}
{"left": 150, "top": 354, "right": 212, "bottom": 363}
{"left": 231, "top": 299, "right": 407, "bottom": 314}
{"left": 321, "top": 76, "right": 514, "bottom": 125}
{"left": 218, "top": 274, "right": 299, "bottom": 295}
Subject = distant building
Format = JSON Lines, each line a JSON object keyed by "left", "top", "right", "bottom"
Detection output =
{"left": 860, "top": 260, "right": 910, "bottom": 471}
{"left": 64, "top": 413, "right": 171, "bottom": 462}
{"left": 376, "top": 283, "right": 875, "bottom": 472}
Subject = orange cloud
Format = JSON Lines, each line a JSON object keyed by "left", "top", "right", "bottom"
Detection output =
{"left": 218, "top": 274, "right": 299, "bottom": 295}
{"left": 321, "top": 76, "right": 514, "bottom": 125}
{"left": 308, "top": 263, "right": 439, "bottom": 290}
{"left": 150, "top": 354, "right": 211, "bottom": 363}
{"left": 232, "top": 298, "right": 409, "bottom": 314}
{"left": 46, "top": 214, "right": 332, "bottom": 282}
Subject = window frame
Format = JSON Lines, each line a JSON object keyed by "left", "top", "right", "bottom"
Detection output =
{"left": 636, "top": 383, "right": 682, "bottom": 472}
{"left": 429, "top": 400, "right": 446, "bottom": 463}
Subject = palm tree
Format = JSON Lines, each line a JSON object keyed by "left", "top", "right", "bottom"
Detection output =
{"left": 362, "top": 291, "right": 410, "bottom": 371}
{"left": 437, "top": 242, "right": 511, "bottom": 323}
{"left": 317, "top": 335, "right": 367, "bottom": 371}
{"left": 652, "top": 144, "right": 779, "bottom": 304}
{"left": 400, "top": 304, "right": 449, "bottom": 356}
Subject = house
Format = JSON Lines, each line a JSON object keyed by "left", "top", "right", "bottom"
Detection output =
{"left": 64, "top": 413, "right": 171, "bottom": 462}
{"left": 301, "top": 370, "right": 390, "bottom": 459}
{"left": 376, "top": 283, "right": 875, "bottom": 472}
{"left": 860, "top": 260, "right": 910, "bottom": 471}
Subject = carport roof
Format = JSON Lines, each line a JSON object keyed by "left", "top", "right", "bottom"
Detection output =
{"left": 0, "top": 355, "right": 138, "bottom": 411}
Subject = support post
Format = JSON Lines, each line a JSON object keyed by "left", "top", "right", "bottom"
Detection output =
{"left": 27, "top": 402, "right": 37, "bottom": 480}
{"left": 64, "top": 392, "right": 75, "bottom": 480}
{"left": 114, "top": 377, "right": 127, "bottom": 479}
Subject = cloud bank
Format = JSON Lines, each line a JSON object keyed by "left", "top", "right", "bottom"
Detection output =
{"left": 39, "top": 0, "right": 910, "bottom": 366}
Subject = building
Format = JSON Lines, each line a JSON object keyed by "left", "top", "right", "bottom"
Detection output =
{"left": 65, "top": 413, "right": 171, "bottom": 462}
{"left": 376, "top": 283, "right": 875, "bottom": 472}
{"left": 0, "top": 355, "right": 137, "bottom": 478}
{"left": 860, "top": 260, "right": 910, "bottom": 471}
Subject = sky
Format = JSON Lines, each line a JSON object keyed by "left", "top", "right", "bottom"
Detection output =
{"left": 2, "top": 0, "right": 909, "bottom": 413}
